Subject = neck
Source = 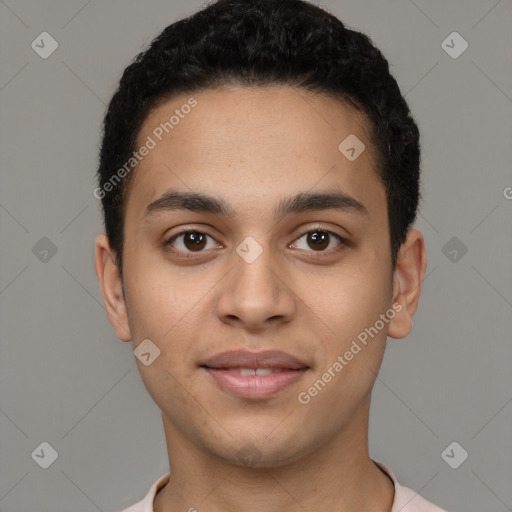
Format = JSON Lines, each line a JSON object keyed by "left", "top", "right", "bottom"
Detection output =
{"left": 154, "top": 395, "right": 394, "bottom": 512}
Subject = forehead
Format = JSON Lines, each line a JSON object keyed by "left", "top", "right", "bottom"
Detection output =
{"left": 125, "top": 85, "right": 384, "bottom": 222}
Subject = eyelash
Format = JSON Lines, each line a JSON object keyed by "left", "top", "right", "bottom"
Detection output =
{"left": 164, "top": 226, "right": 348, "bottom": 259}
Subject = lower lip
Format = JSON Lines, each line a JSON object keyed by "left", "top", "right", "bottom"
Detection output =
{"left": 202, "top": 368, "right": 308, "bottom": 399}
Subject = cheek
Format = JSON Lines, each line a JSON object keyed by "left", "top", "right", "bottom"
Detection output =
{"left": 297, "top": 288, "right": 390, "bottom": 426}
{"left": 306, "top": 256, "right": 392, "bottom": 391}
{"left": 121, "top": 256, "right": 216, "bottom": 380}
{"left": 315, "top": 261, "right": 392, "bottom": 338}
{"left": 122, "top": 251, "right": 181, "bottom": 336}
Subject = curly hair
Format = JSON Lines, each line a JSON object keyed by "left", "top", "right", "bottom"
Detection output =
{"left": 96, "top": 0, "right": 421, "bottom": 273}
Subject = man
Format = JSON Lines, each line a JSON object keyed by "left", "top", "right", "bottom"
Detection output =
{"left": 94, "top": 0, "right": 447, "bottom": 510}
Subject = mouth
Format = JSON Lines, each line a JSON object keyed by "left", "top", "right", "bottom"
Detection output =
{"left": 199, "top": 350, "right": 310, "bottom": 399}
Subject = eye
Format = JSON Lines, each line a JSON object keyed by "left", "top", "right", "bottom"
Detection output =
{"left": 165, "top": 230, "right": 219, "bottom": 256}
{"left": 164, "top": 227, "right": 347, "bottom": 259}
{"left": 291, "top": 229, "right": 345, "bottom": 254}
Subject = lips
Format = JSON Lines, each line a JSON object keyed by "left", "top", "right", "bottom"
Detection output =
{"left": 200, "top": 350, "right": 309, "bottom": 399}
{"left": 200, "top": 349, "right": 309, "bottom": 371}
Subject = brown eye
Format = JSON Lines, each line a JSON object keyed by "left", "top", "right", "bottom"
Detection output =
{"left": 167, "top": 231, "right": 216, "bottom": 254}
{"left": 306, "top": 231, "right": 330, "bottom": 251}
{"left": 292, "top": 229, "right": 345, "bottom": 254}
{"left": 182, "top": 232, "right": 207, "bottom": 251}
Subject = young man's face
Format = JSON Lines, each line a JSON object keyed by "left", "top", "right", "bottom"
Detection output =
{"left": 96, "top": 85, "right": 424, "bottom": 467}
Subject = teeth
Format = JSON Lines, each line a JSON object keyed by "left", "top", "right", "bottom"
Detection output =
{"left": 255, "top": 368, "right": 273, "bottom": 376}
{"left": 231, "top": 368, "right": 276, "bottom": 376}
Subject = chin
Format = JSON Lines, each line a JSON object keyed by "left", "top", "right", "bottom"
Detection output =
{"left": 203, "top": 426, "right": 309, "bottom": 469}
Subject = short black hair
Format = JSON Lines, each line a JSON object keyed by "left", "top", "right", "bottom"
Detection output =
{"left": 96, "top": 0, "right": 420, "bottom": 274}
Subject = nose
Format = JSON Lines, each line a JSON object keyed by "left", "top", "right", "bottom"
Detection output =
{"left": 215, "top": 238, "right": 296, "bottom": 331}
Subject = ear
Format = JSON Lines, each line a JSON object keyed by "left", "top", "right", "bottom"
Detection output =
{"left": 94, "top": 233, "right": 132, "bottom": 342}
{"left": 387, "top": 228, "right": 427, "bottom": 339}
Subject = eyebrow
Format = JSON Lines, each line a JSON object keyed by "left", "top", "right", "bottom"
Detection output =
{"left": 143, "top": 189, "right": 368, "bottom": 221}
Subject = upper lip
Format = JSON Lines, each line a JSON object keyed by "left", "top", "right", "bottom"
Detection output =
{"left": 200, "top": 350, "right": 309, "bottom": 370}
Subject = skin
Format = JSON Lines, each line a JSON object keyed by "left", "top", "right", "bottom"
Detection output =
{"left": 95, "top": 85, "right": 426, "bottom": 512}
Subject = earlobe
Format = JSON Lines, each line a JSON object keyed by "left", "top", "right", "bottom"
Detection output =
{"left": 387, "top": 229, "right": 427, "bottom": 340}
{"left": 94, "top": 234, "right": 132, "bottom": 342}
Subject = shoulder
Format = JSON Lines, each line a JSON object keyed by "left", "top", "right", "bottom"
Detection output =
{"left": 119, "top": 473, "right": 170, "bottom": 512}
{"left": 373, "top": 461, "right": 449, "bottom": 512}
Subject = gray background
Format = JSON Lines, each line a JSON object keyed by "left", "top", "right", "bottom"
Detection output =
{"left": 1, "top": 0, "right": 511, "bottom": 510}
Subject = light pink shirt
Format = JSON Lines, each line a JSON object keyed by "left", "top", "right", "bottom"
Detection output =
{"left": 121, "top": 460, "right": 448, "bottom": 511}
